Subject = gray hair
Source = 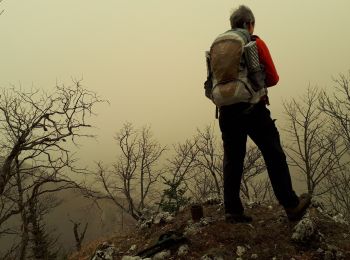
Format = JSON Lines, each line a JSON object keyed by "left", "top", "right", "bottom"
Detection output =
{"left": 230, "top": 5, "right": 255, "bottom": 29}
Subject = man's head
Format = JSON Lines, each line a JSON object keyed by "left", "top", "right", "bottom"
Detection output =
{"left": 230, "top": 5, "right": 255, "bottom": 34}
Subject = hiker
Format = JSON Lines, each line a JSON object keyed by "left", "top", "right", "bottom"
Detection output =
{"left": 205, "top": 5, "right": 311, "bottom": 223}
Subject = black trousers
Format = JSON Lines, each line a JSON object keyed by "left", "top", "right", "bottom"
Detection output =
{"left": 219, "top": 102, "right": 299, "bottom": 214}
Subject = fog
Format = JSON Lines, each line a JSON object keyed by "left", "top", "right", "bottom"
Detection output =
{"left": 0, "top": 0, "right": 349, "bottom": 166}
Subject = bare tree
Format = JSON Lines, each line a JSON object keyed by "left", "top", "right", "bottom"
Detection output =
{"left": 325, "top": 167, "right": 350, "bottom": 221}
{"left": 247, "top": 177, "right": 275, "bottom": 204}
{"left": 0, "top": 81, "right": 102, "bottom": 194}
{"left": 69, "top": 218, "right": 88, "bottom": 251}
{"left": 27, "top": 194, "right": 60, "bottom": 259}
{"left": 319, "top": 72, "right": 350, "bottom": 220}
{"left": 194, "top": 125, "right": 223, "bottom": 198}
{"left": 320, "top": 72, "right": 350, "bottom": 151}
{"left": 241, "top": 145, "right": 268, "bottom": 201}
{"left": 177, "top": 125, "right": 269, "bottom": 204}
{"left": 283, "top": 86, "right": 346, "bottom": 196}
{"left": 92, "top": 123, "right": 166, "bottom": 220}
{"left": 188, "top": 169, "right": 220, "bottom": 202}
{"left": 0, "top": 81, "right": 103, "bottom": 258}
{"left": 158, "top": 138, "right": 199, "bottom": 213}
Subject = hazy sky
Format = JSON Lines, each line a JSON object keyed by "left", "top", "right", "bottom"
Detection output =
{"left": 1, "top": 1, "right": 350, "bottom": 166}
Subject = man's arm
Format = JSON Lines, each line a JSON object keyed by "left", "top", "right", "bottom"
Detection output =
{"left": 254, "top": 37, "right": 279, "bottom": 87}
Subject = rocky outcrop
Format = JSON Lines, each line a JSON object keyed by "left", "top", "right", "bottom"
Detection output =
{"left": 77, "top": 202, "right": 350, "bottom": 260}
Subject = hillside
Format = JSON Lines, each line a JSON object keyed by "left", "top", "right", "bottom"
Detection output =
{"left": 0, "top": 188, "right": 135, "bottom": 256}
{"left": 69, "top": 201, "right": 350, "bottom": 260}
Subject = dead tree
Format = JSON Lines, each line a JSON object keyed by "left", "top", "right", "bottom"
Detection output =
{"left": 0, "top": 81, "right": 103, "bottom": 258}
{"left": 158, "top": 138, "right": 199, "bottom": 213}
{"left": 325, "top": 168, "right": 350, "bottom": 221}
{"left": 0, "top": 81, "right": 102, "bottom": 194}
{"left": 241, "top": 145, "right": 267, "bottom": 201}
{"left": 283, "top": 86, "right": 346, "bottom": 196}
{"left": 320, "top": 72, "right": 350, "bottom": 151}
{"left": 69, "top": 218, "right": 88, "bottom": 251}
{"left": 92, "top": 123, "right": 166, "bottom": 220}
{"left": 319, "top": 72, "right": 350, "bottom": 220}
{"left": 184, "top": 126, "right": 268, "bottom": 204}
{"left": 27, "top": 194, "right": 60, "bottom": 259}
{"left": 194, "top": 125, "right": 223, "bottom": 198}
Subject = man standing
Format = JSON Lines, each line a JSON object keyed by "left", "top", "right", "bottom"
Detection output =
{"left": 207, "top": 5, "right": 311, "bottom": 223}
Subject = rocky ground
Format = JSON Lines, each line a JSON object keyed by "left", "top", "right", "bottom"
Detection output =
{"left": 69, "top": 200, "right": 350, "bottom": 260}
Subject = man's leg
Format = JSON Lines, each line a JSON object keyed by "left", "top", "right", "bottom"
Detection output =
{"left": 247, "top": 103, "right": 299, "bottom": 208}
{"left": 219, "top": 106, "right": 248, "bottom": 215}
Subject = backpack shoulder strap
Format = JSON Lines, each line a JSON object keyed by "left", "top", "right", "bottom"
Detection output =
{"left": 231, "top": 29, "right": 251, "bottom": 44}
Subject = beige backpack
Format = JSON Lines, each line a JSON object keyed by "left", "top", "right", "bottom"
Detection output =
{"left": 205, "top": 29, "right": 266, "bottom": 107}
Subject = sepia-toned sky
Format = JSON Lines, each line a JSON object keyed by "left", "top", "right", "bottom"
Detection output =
{"left": 1, "top": 0, "right": 350, "bottom": 166}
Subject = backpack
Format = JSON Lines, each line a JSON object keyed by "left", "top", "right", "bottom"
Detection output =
{"left": 204, "top": 29, "right": 266, "bottom": 107}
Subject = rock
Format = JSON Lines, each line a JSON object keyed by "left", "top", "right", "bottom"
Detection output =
{"left": 129, "top": 244, "right": 137, "bottom": 251}
{"left": 316, "top": 248, "right": 324, "bottom": 254}
{"left": 139, "top": 218, "right": 153, "bottom": 229}
{"left": 154, "top": 212, "right": 173, "bottom": 224}
{"left": 236, "top": 246, "right": 246, "bottom": 256}
{"left": 178, "top": 244, "right": 189, "bottom": 256}
{"left": 200, "top": 217, "right": 215, "bottom": 226}
{"left": 91, "top": 242, "right": 115, "bottom": 260}
{"left": 152, "top": 250, "right": 171, "bottom": 260}
{"left": 184, "top": 224, "right": 200, "bottom": 236}
{"left": 184, "top": 217, "right": 215, "bottom": 236}
{"left": 291, "top": 215, "right": 315, "bottom": 242}
{"left": 138, "top": 211, "right": 175, "bottom": 228}
{"left": 268, "top": 205, "right": 273, "bottom": 210}
{"left": 153, "top": 214, "right": 162, "bottom": 224}
{"left": 251, "top": 253, "right": 258, "bottom": 259}
{"left": 165, "top": 215, "right": 175, "bottom": 223}
{"left": 332, "top": 213, "right": 349, "bottom": 225}
{"left": 201, "top": 254, "right": 224, "bottom": 260}
{"left": 121, "top": 256, "right": 141, "bottom": 260}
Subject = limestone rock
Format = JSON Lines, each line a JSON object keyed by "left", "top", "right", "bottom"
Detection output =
{"left": 121, "top": 256, "right": 141, "bottom": 260}
{"left": 152, "top": 250, "right": 171, "bottom": 260}
{"left": 184, "top": 217, "right": 215, "bottom": 236}
{"left": 91, "top": 242, "right": 115, "bottom": 260}
{"left": 332, "top": 213, "right": 349, "bottom": 225}
{"left": 177, "top": 244, "right": 189, "bottom": 256}
{"left": 236, "top": 246, "right": 246, "bottom": 256}
{"left": 129, "top": 244, "right": 137, "bottom": 252}
{"left": 201, "top": 254, "right": 224, "bottom": 260}
{"left": 291, "top": 215, "right": 315, "bottom": 242}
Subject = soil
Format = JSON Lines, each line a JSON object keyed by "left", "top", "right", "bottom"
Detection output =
{"left": 69, "top": 202, "right": 350, "bottom": 260}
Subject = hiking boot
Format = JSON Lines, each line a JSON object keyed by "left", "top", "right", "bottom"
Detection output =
{"left": 285, "top": 193, "right": 311, "bottom": 221}
{"left": 225, "top": 213, "right": 253, "bottom": 223}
